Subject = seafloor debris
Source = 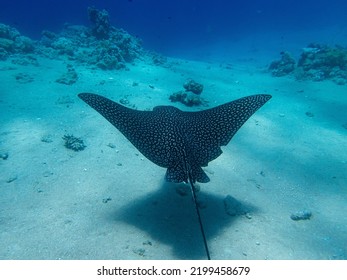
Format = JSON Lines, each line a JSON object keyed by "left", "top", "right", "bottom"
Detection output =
{"left": 143, "top": 240, "right": 152, "bottom": 246}
{"left": 0, "top": 151, "right": 9, "bottom": 160}
{"left": 62, "top": 134, "right": 86, "bottom": 151}
{"left": 102, "top": 197, "right": 112, "bottom": 203}
{"left": 55, "top": 95, "right": 75, "bottom": 106}
{"left": 6, "top": 175, "right": 18, "bottom": 183}
{"left": 56, "top": 65, "right": 78, "bottom": 85}
{"left": 151, "top": 52, "right": 168, "bottom": 66}
{"left": 107, "top": 143, "right": 116, "bottom": 149}
{"left": 41, "top": 135, "right": 53, "bottom": 143}
{"left": 132, "top": 248, "right": 145, "bottom": 257}
{"left": 11, "top": 55, "right": 39, "bottom": 66}
{"left": 119, "top": 98, "right": 130, "bottom": 105}
{"left": 15, "top": 72, "right": 34, "bottom": 83}
{"left": 290, "top": 210, "right": 312, "bottom": 221}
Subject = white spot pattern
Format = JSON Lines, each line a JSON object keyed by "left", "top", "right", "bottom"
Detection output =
{"left": 78, "top": 93, "right": 271, "bottom": 183}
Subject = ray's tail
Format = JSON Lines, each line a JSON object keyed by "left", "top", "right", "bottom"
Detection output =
{"left": 188, "top": 177, "right": 211, "bottom": 260}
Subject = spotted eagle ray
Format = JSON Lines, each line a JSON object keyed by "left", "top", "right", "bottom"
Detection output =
{"left": 78, "top": 92, "right": 271, "bottom": 259}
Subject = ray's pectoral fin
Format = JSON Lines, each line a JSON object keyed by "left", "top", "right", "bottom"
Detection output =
{"left": 78, "top": 92, "right": 271, "bottom": 184}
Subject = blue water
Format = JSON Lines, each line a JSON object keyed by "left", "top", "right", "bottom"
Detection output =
{"left": 1, "top": 0, "right": 346, "bottom": 60}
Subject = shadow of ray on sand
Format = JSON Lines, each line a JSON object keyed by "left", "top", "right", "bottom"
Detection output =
{"left": 112, "top": 181, "right": 258, "bottom": 259}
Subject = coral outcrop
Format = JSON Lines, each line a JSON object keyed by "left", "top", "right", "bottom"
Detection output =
{"left": 269, "top": 51, "right": 296, "bottom": 77}
{"left": 183, "top": 79, "right": 204, "bottom": 94}
{"left": 0, "top": 23, "right": 35, "bottom": 60}
{"left": 269, "top": 44, "right": 347, "bottom": 85}
{"left": 1, "top": 7, "right": 143, "bottom": 70}
{"left": 62, "top": 134, "right": 86, "bottom": 151}
{"left": 169, "top": 79, "right": 207, "bottom": 107}
{"left": 296, "top": 44, "right": 347, "bottom": 84}
{"left": 169, "top": 91, "right": 204, "bottom": 106}
{"left": 38, "top": 7, "right": 143, "bottom": 70}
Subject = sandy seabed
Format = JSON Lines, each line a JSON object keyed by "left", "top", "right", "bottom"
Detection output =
{"left": 0, "top": 52, "right": 346, "bottom": 260}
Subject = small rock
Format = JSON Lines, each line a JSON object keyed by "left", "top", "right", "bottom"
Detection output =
{"left": 102, "top": 197, "right": 112, "bottom": 203}
{"left": 107, "top": 143, "right": 116, "bottom": 148}
{"left": 41, "top": 135, "right": 53, "bottom": 143}
{"left": 42, "top": 171, "right": 53, "bottom": 177}
{"left": 133, "top": 248, "right": 145, "bottom": 257}
{"left": 7, "top": 175, "right": 18, "bottom": 183}
{"left": 0, "top": 152, "right": 9, "bottom": 160}
{"left": 55, "top": 95, "right": 75, "bottom": 105}
{"left": 290, "top": 210, "right": 312, "bottom": 221}
{"left": 119, "top": 98, "right": 129, "bottom": 105}
{"left": 15, "top": 72, "right": 34, "bottom": 83}
{"left": 56, "top": 66, "right": 78, "bottom": 85}
{"left": 245, "top": 213, "right": 252, "bottom": 219}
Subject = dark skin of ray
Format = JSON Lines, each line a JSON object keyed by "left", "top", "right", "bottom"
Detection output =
{"left": 78, "top": 93, "right": 271, "bottom": 183}
{"left": 78, "top": 92, "right": 271, "bottom": 259}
